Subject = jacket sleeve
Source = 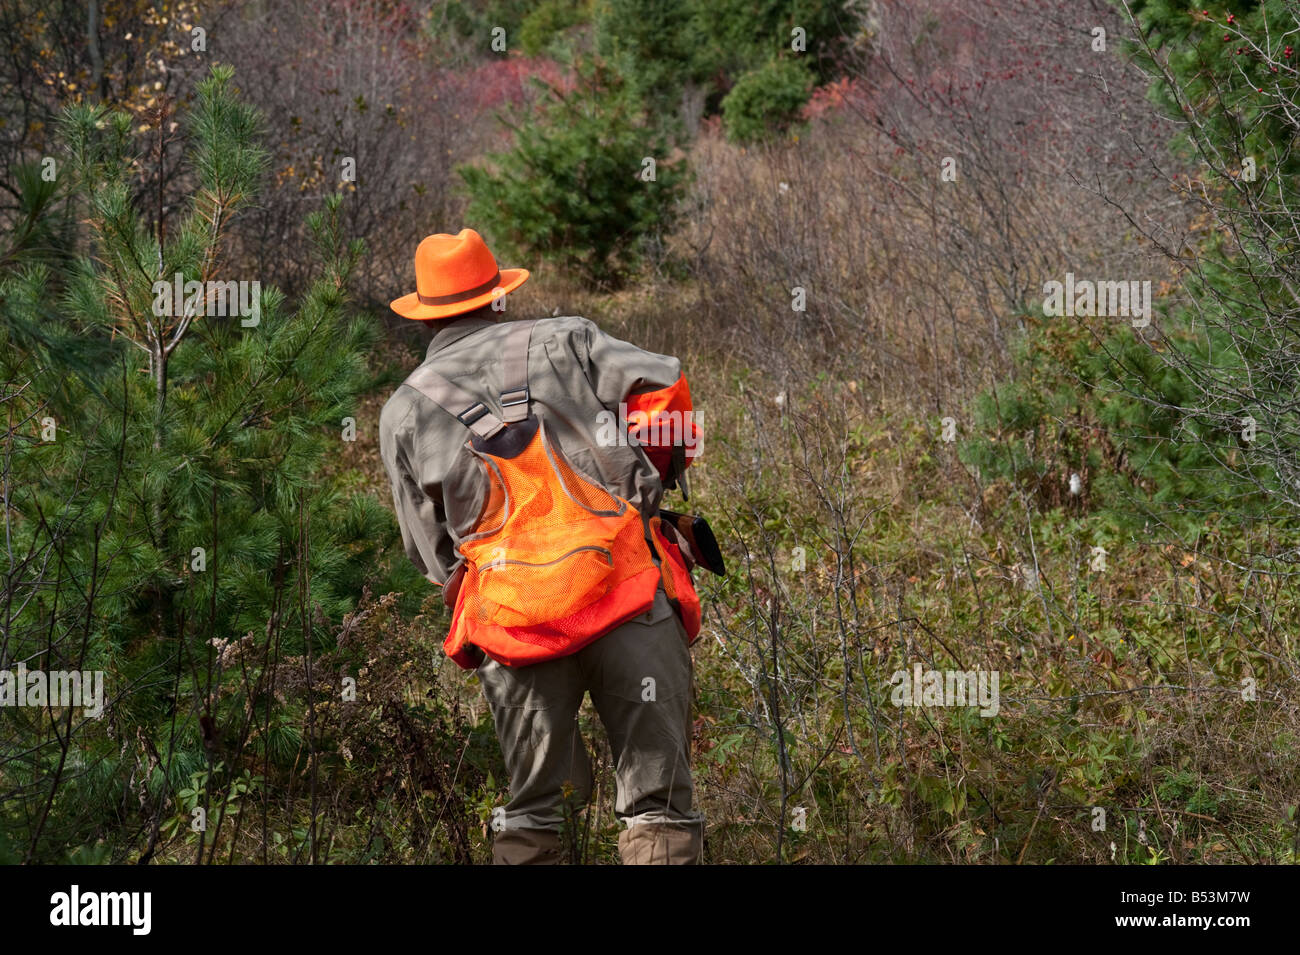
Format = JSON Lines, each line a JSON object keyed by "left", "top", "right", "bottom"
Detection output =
{"left": 379, "top": 399, "right": 460, "bottom": 587}
{"left": 579, "top": 319, "right": 702, "bottom": 480}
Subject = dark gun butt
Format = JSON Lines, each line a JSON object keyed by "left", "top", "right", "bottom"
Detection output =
{"left": 658, "top": 508, "right": 726, "bottom": 576}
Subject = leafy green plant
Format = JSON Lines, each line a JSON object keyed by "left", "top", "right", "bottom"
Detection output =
{"left": 461, "top": 57, "right": 688, "bottom": 288}
{"left": 721, "top": 57, "right": 815, "bottom": 144}
{"left": 519, "top": 0, "right": 592, "bottom": 56}
{"left": 0, "top": 64, "right": 399, "bottom": 864}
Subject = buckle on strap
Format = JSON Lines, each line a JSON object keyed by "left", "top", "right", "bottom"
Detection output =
{"left": 457, "top": 403, "right": 491, "bottom": 427}
{"left": 500, "top": 387, "right": 530, "bottom": 408}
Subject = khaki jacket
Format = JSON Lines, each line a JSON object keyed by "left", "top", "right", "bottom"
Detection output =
{"left": 379, "top": 314, "right": 690, "bottom": 591}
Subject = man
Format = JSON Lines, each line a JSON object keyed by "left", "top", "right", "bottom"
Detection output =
{"left": 379, "top": 228, "right": 705, "bottom": 865}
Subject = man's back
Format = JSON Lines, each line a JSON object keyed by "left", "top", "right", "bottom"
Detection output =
{"left": 380, "top": 312, "right": 687, "bottom": 588}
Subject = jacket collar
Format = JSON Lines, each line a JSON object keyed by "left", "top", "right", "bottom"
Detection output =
{"left": 425, "top": 314, "right": 501, "bottom": 358}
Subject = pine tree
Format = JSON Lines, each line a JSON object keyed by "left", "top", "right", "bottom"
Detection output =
{"left": 1118, "top": 1, "right": 1300, "bottom": 534}
{"left": 0, "top": 65, "right": 396, "bottom": 862}
{"left": 460, "top": 56, "right": 688, "bottom": 290}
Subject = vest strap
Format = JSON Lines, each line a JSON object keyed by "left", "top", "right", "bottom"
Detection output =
{"left": 499, "top": 320, "right": 535, "bottom": 423}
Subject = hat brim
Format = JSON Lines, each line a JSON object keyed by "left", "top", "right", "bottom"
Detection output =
{"left": 390, "top": 268, "right": 530, "bottom": 321}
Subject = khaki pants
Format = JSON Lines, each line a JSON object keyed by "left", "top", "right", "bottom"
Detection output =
{"left": 476, "top": 587, "right": 705, "bottom": 864}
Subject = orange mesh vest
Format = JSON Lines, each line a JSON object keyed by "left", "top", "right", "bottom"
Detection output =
{"left": 402, "top": 320, "right": 701, "bottom": 669}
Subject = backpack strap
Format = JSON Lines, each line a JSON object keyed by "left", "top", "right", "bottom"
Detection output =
{"left": 402, "top": 319, "right": 537, "bottom": 438}
{"left": 498, "top": 319, "right": 535, "bottom": 423}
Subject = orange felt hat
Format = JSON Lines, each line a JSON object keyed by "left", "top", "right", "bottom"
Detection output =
{"left": 390, "top": 228, "right": 529, "bottom": 320}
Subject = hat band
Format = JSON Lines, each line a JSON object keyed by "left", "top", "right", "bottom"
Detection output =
{"left": 417, "top": 271, "right": 502, "bottom": 306}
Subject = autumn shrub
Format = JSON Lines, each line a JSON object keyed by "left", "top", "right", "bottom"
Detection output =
{"left": 460, "top": 57, "right": 688, "bottom": 289}
{"left": 720, "top": 57, "right": 816, "bottom": 144}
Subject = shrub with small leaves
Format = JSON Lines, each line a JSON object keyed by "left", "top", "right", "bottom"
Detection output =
{"left": 721, "top": 57, "right": 815, "bottom": 144}
{"left": 460, "top": 57, "right": 688, "bottom": 289}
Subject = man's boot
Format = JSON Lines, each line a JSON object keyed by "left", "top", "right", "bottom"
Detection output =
{"left": 618, "top": 821, "right": 703, "bottom": 865}
{"left": 493, "top": 827, "right": 563, "bottom": 864}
